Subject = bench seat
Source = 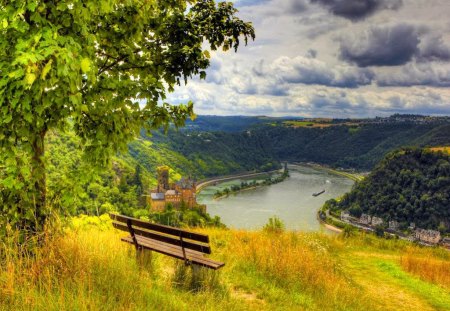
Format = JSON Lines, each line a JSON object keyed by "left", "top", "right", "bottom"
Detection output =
{"left": 110, "top": 213, "right": 224, "bottom": 270}
{"left": 121, "top": 235, "right": 225, "bottom": 270}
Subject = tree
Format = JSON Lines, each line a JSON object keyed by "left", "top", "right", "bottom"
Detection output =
{"left": 0, "top": 0, "right": 254, "bottom": 236}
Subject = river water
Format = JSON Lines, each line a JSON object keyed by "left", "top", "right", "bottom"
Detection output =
{"left": 197, "top": 164, "right": 354, "bottom": 231}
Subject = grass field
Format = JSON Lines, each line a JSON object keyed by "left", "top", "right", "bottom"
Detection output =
{"left": 429, "top": 146, "right": 450, "bottom": 155}
{"left": 0, "top": 215, "right": 449, "bottom": 311}
{"left": 283, "top": 120, "right": 334, "bottom": 128}
{"left": 283, "top": 119, "right": 360, "bottom": 129}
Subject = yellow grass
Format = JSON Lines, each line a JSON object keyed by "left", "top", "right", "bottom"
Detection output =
{"left": 283, "top": 119, "right": 360, "bottom": 129}
{"left": 400, "top": 248, "right": 450, "bottom": 289}
{"left": 428, "top": 146, "right": 450, "bottom": 154}
{"left": 0, "top": 216, "right": 449, "bottom": 310}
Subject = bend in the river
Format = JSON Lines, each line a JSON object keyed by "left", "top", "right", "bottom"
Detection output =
{"left": 197, "top": 164, "right": 355, "bottom": 231}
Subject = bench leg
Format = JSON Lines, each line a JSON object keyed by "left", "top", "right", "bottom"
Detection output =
{"left": 136, "top": 247, "right": 153, "bottom": 270}
{"left": 191, "top": 264, "right": 201, "bottom": 287}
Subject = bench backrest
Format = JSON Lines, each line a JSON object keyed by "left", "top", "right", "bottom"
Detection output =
{"left": 109, "top": 213, "right": 211, "bottom": 254}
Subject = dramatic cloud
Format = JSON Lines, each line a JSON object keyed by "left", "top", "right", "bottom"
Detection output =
{"left": 310, "top": 0, "right": 402, "bottom": 21}
{"left": 418, "top": 34, "right": 450, "bottom": 62}
{"left": 270, "top": 56, "right": 374, "bottom": 88}
{"left": 340, "top": 24, "right": 420, "bottom": 67}
{"left": 377, "top": 63, "right": 450, "bottom": 87}
{"left": 165, "top": 0, "right": 450, "bottom": 117}
{"left": 234, "top": 0, "right": 272, "bottom": 7}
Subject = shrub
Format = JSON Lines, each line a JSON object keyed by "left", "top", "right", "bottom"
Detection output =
{"left": 263, "top": 216, "right": 285, "bottom": 233}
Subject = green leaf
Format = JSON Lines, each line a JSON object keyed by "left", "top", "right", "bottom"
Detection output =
{"left": 25, "top": 73, "right": 37, "bottom": 86}
{"left": 81, "top": 58, "right": 91, "bottom": 73}
{"left": 41, "top": 59, "right": 53, "bottom": 80}
{"left": 8, "top": 69, "right": 23, "bottom": 79}
{"left": 2, "top": 19, "right": 8, "bottom": 29}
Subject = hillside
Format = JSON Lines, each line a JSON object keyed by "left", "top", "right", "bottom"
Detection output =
{"left": 43, "top": 116, "right": 450, "bottom": 217}
{"left": 1, "top": 216, "right": 449, "bottom": 311}
{"left": 156, "top": 116, "right": 450, "bottom": 171}
{"left": 333, "top": 148, "right": 450, "bottom": 232}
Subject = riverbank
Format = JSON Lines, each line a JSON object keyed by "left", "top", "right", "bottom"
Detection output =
{"left": 212, "top": 171, "right": 289, "bottom": 200}
{"left": 290, "top": 162, "right": 366, "bottom": 182}
{"left": 196, "top": 169, "right": 282, "bottom": 193}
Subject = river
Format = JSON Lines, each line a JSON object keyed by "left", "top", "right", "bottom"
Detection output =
{"left": 197, "top": 164, "right": 354, "bottom": 231}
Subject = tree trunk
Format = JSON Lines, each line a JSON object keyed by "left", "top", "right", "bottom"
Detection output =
{"left": 30, "top": 130, "right": 47, "bottom": 233}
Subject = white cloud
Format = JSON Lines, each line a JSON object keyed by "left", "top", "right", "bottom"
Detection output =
{"left": 166, "top": 0, "right": 450, "bottom": 117}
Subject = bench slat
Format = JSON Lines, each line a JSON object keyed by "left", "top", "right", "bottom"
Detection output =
{"left": 110, "top": 213, "right": 209, "bottom": 243}
{"left": 113, "top": 221, "right": 211, "bottom": 254}
{"left": 121, "top": 236, "right": 225, "bottom": 270}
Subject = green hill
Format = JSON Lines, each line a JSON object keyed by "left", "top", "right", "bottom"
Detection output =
{"left": 332, "top": 148, "right": 450, "bottom": 232}
{"left": 44, "top": 116, "right": 450, "bottom": 218}
{"left": 157, "top": 116, "right": 450, "bottom": 171}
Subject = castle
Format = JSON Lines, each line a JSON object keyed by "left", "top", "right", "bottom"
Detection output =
{"left": 148, "top": 166, "right": 198, "bottom": 211}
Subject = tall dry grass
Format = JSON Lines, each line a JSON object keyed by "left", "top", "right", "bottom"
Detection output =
{"left": 0, "top": 217, "right": 242, "bottom": 310}
{"left": 203, "top": 228, "right": 372, "bottom": 310}
{"left": 0, "top": 224, "right": 156, "bottom": 310}
{"left": 400, "top": 249, "right": 450, "bottom": 290}
{"left": 1, "top": 216, "right": 447, "bottom": 311}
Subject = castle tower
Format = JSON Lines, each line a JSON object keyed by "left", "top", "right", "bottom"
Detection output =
{"left": 157, "top": 166, "right": 170, "bottom": 192}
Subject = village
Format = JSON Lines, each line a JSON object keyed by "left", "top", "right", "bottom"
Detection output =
{"left": 339, "top": 211, "right": 450, "bottom": 249}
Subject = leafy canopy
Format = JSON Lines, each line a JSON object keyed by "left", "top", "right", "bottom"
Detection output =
{"left": 0, "top": 0, "right": 254, "bottom": 232}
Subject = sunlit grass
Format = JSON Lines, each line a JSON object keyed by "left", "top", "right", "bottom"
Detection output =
{"left": 0, "top": 216, "right": 449, "bottom": 310}
{"left": 400, "top": 248, "right": 450, "bottom": 290}
{"left": 428, "top": 146, "right": 450, "bottom": 154}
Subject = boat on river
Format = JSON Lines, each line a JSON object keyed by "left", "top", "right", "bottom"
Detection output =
{"left": 312, "top": 189, "right": 325, "bottom": 197}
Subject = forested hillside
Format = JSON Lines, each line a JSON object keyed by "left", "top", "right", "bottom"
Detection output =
{"left": 43, "top": 116, "right": 450, "bottom": 217}
{"left": 159, "top": 118, "right": 450, "bottom": 170}
{"left": 333, "top": 148, "right": 450, "bottom": 232}
{"left": 45, "top": 129, "right": 279, "bottom": 217}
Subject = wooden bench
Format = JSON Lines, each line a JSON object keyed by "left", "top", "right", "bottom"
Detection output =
{"left": 109, "top": 213, "right": 225, "bottom": 270}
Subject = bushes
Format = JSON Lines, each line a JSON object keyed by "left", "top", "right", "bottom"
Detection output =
{"left": 263, "top": 216, "right": 285, "bottom": 234}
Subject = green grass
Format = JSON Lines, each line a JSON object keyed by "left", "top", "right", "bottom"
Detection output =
{"left": 0, "top": 216, "right": 449, "bottom": 310}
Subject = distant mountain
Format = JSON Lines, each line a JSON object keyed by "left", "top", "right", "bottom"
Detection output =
{"left": 159, "top": 117, "right": 450, "bottom": 170}
{"left": 181, "top": 115, "right": 303, "bottom": 132}
{"left": 332, "top": 148, "right": 450, "bottom": 232}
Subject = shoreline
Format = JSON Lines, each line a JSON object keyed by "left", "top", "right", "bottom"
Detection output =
{"left": 212, "top": 171, "right": 289, "bottom": 200}
{"left": 196, "top": 169, "right": 282, "bottom": 192}
{"left": 290, "top": 162, "right": 365, "bottom": 182}
{"left": 324, "top": 223, "right": 342, "bottom": 233}
{"left": 213, "top": 185, "right": 259, "bottom": 200}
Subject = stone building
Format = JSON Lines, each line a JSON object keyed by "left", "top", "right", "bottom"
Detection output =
{"left": 149, "top": 192, "right": 166, "bottom": 211}
{"left": 414, "top": 228, "right": 441, "bottom": 244}
{"left": 359, "top": 214, "right": 372, "bottom": 225}
{"left": 148, "top": 166, "right": 198, "bottom": 211}
{"left": 371, "top": 216, "right": 384, "bottom": 226}
{"left": 341, "top": 211, "right": 352, "bottom": 222}
{"left": 388, "top": 220, "right": 399, "bottom": 231}
{"left": 442, "top": 237, "right": 450, "bottom": 249}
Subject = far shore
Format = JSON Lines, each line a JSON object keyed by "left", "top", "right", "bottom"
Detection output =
{"left": 289, "top": 162, "right": 365, "bottom": 182}
{"left": 196, "top": 169, "right": 282, "bottom": 192}
{"left": 213, "top": 185, "right": 260, "bottom": 200}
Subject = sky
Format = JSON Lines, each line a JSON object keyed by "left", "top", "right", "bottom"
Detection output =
{"left": 166, "top": 0, "right": 450, "bottom": 118}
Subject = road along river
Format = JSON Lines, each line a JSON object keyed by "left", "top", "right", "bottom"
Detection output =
{"left": 197, "top": 164, "right": 355, "bottom": 231}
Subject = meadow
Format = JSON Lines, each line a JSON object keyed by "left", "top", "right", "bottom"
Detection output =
{"left": 0, "top": 215, "right": 449, "bottom": 311}
{"left": 429, "top": 146, "right": 450, "bottom": 155}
